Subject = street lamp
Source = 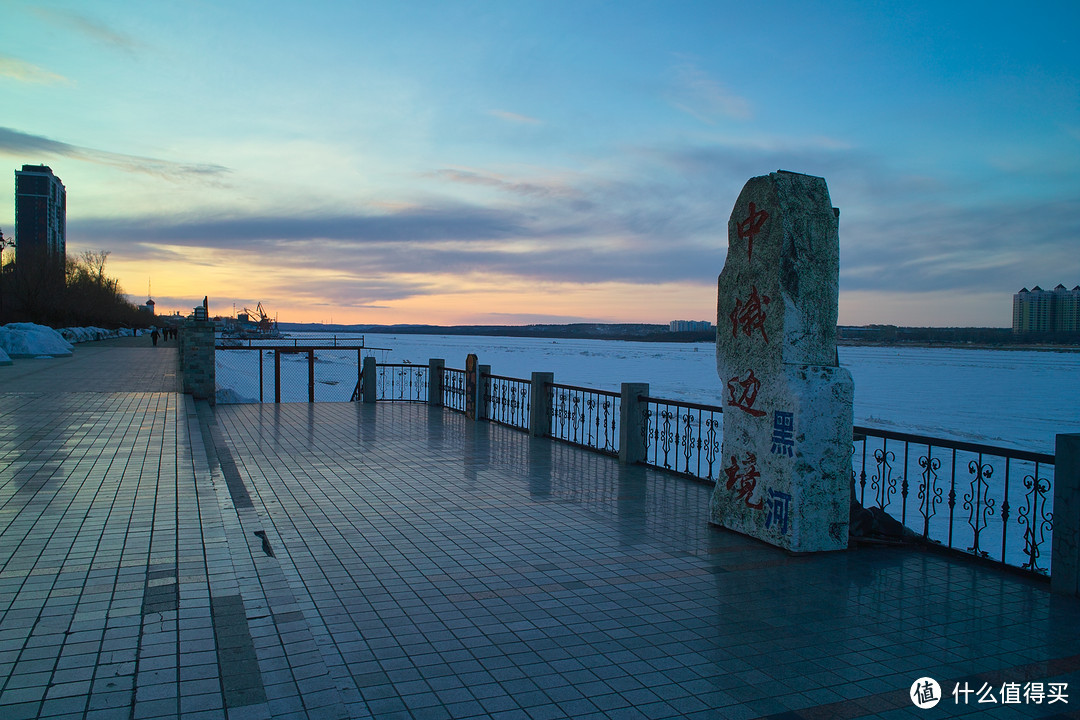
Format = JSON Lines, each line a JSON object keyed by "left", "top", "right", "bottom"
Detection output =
{"left": 0, "top": 228, "right": 6, "bottom": 317}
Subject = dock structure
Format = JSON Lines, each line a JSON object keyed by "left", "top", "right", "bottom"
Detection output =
{"left": 1, "top": 334, "right": 1079, "bottom": 719}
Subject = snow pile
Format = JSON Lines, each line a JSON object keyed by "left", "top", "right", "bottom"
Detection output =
{"left": 59, "top": 326, "right": 139, "bottom": 342}
{"left": 0, "top": 323, "right": 74, "bottom": 358}
{"left": 215, "top": 388, "right": 258, "bottom": 404}
{"left": 0, "top": 347, "right": 11, "bottom": 366}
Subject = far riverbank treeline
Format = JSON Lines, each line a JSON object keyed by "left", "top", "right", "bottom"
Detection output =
{"left": 278, "top": 322, "right": 1079, "bottom": 348}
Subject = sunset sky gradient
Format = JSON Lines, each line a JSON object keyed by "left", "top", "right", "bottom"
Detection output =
{"left": 2, "top": 1, "right": 1078, "bottom": 326}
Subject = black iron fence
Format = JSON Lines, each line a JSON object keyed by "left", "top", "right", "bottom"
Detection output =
{"left": 548, "top": 382, "right": 620, "bottom": 456}
{"left": 640, "top": 396, "right": 723, "bottom": 482}
{"left": 853, "top": 426, "right": 1055, "bottom": 575}
{"left": 214, "top": 349, "right": 1061, "bottom": 578}
{"left": 484, "top": 373, "right": 531, "bottom": 431}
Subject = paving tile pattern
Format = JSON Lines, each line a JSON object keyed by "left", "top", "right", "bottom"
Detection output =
{"left": 1, "top": 342, "right": 1079, "bottom": 719}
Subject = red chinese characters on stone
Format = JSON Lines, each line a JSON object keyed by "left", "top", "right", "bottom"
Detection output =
{"left": 727, "top": 369, "right": 766, "bottom": 417}
{"left": 723, "top": 452, "right": 764, "bottom": 510}
{"left": 729, "top": 285, "right": 771, "bottom": 343}
{"left": 737, "top": 201, "right": 769, "bottom": 260}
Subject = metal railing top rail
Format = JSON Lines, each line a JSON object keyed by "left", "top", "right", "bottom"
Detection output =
{"left": 638, "top": 395, "right": 724, "bottom": 414}
{"left": 482, "top": 372, "right": 531, "bottom": 383}
{"left": 216, "top": 344, "right": 367, "bottom": 352}
{"left": 546, "top": 381, "right": 621, "bottom": 398}
{"left": 216, "top": 336, "right": 391, "bottom": 349}
{"left": 853, "top": 424, "right": 1055, "bottom": 465}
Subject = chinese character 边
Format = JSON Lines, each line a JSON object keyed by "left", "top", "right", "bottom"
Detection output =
{"left": 729, "top": 285, "right": 771, "bottom": 343}
{"left": 770, "top": 411, "right": 794, "bottom": 457}
{"left": 737, "top": 201, "right": 769, "bottom": 260}
{"left": 722, "top": 452, "right": 764, "bottom": 510}
{"left": 764, "top": 488, "right": 792, "bottom": 535}
{"left": 727, "top": 369, "right": 766, "bottom": 418}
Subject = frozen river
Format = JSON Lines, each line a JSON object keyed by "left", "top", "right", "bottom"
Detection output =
{"left": 218, "top": 333, "right": 1080, "bottom": 454}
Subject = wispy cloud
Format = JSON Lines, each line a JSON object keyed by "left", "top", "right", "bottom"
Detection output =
{"left": 488, "top": 109, "right": 542, "bottom": 125}
{"left": 0, "top": 55, "right": 70, "bottom": 85}
{"left": 31, "top": 8, "right": 142, "bottom": 53}
{"left": 0, "top": 127, "right": 229, "bottom": 181}
{"left": 669, "top": 60, "right": 753, "bottom": 123}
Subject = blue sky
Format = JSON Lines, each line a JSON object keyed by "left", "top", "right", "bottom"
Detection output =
{"left": 1, "top": 0, "right": 1077, "bottom": 325}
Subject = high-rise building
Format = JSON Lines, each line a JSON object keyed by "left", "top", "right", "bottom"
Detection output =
{"left": 1012, "top": 284, "right": 1080, "bottom": 334}
{"left": 14, "top": 164, "right": 66, "bottom": 273}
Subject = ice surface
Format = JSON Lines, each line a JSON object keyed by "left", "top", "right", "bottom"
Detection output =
{"left": 215, "top": 333, "right": 1080, "bottom": 453}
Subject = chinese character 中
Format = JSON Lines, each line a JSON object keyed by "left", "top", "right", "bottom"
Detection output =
{"left": 764, "top": 488, "right": 792, "bottom": 535}
{"left": 737, "top": 201, "right": 769, "bottom": 260}
{"left": 729, "top": 285, "right": 771, "bottom": 343}
{"left": 771, "top": 411, "right": 794, "bottom": 456}
{"left": 727, "top": 369, "right": 766, "bottom": 418}
{"left": 722, "top": 453, "right": 764, "bottom": 510}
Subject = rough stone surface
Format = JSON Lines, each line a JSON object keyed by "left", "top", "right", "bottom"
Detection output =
{"left": 712, "top": 171, "right": 853, "bottom": 552}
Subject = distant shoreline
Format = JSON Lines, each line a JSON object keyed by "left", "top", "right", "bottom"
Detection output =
{"left": 275, "top": 322, "right": 1079, "bottom": 351}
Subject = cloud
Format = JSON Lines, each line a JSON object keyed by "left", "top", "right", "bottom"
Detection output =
{"left": 670, "top": 60, "right": 753, "bottom": 123}
{"left": 488, "top": 110, "right": 542, "bottom": 125}
{"left": 0, "top": 55, "right": 70, "bottom": 85}
{"left": 431, "top": 168, "right": 589, "bottom": 205}
{"left": 0, "top": 127, "right": 229, "bottom": 180}
{"left": 31, "top": 8, "right": 142, "bottom": 53}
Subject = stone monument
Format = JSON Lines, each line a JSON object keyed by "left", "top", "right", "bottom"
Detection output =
{"left": 712, "top": 171, "right": 853, "bottom": 552}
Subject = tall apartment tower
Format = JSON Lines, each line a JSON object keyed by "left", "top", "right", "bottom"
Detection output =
{"left": 14, "top": 164, "right": 67, "bottom": 274}
{"left": 1013, "top": 284, "right": 1080, "bottom": 334}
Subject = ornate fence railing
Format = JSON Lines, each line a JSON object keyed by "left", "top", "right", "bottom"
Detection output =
{"left": 376, "top": 363, "right": 428, "bottom": 402}
{"left": 548, "top": 383, "right": 620, "bottom": 456}
{"left": 484, "top": 374, "right": 530, "bottom": 431}
{"left": 214, "top": 348, "right": 1064, "bottom": 579}
{"left": 442, "top": 368, "right": 467, "bottom": 412}
{"left": 639, "top": 396, "right": 724, "bottom": 483}
{"left": 852, "top": 426, "right": 1056, "bottom": 575}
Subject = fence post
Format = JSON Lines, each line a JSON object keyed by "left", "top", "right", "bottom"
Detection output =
{"left": 529, "top": 372, "right": 553, "bottom": 437}
{"left": 181, "top": 316, "right": 216, "bottom": 404}
{"left": 428, "top": 359, "right": 445, "bottom": 406}
{"left": 1052, "top": 433, "right": 1080, "bottom": 596}
{"left": 619, "top": 383, "right": 649, "bottom": 465}
{"left": 307, "top": 350, "right": 315, "bottom": 403}
{"left": 362, "top": 356, "right": 377, "bottom": 403}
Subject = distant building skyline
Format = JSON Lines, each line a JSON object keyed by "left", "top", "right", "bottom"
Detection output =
{"left": 1012, "top": 285, "right": 1080, "bottom": 334}
{"left": 669, "top": 320, "right": 713, "bottom": 333}
{"left": 14, "top": 164, "right": 66, "bottom": 274}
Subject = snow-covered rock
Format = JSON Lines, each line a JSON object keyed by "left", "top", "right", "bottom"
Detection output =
{"left": 0, "top": 323, "right": 74, "bottom": 358}
{"left": 215, "top": 388, "right": 257, "bottom": 404}
{"left": 0, "top": 347, "right": 11, "bottom": 366}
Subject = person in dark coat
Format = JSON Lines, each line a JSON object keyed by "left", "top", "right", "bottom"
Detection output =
{"left": 151, "top": 327, "right": 160, "bottom": 346}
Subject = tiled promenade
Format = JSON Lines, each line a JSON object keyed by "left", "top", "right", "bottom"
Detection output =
{"left": 1, "top": 337, "right": 1079, "bottom": 719}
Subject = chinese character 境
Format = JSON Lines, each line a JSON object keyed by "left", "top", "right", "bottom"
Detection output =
{"left": 722, "top": 453, "right": 764, "bottom": 510}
